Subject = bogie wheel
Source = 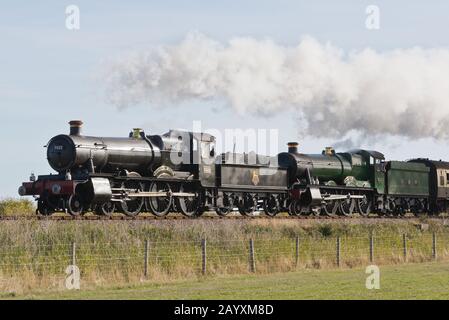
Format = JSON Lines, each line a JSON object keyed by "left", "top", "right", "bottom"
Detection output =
{"left": 357, "top": 195, "right": 372, "bottom": 217}
{"left": 412, "top": 199, "right": 425, "bottom": 216}
{"left": 395, "top": 205, "right": 406, "bottom": 217}
{"left": 294, "top": 201, "right": 305, "bottom": 215}
{"left": 263, "top": 195, "right": 280, "bottom": 217}
{"left": 402, "top": 199, "right": 411, "bottom": 212}
{"left": 339, "top": 198, "right": 355, "bottom": 216}
{"left": 37, "top": 199, "right": 51, "bottom": 215}
{"left": 322, "top": 200, "right": 338, "bottom": 216}
{"left": 195, "top": 205, "right": 206, "bottom": 217}
{"left": 95, "top": 201, "right": 115, "bottom": 216}
{"left": 300, "top": 205, "right": 312, "bottom": 216}
{"left": 148, "top": 181, "right": 173, "bottom": 217}
{"left": 289, "top": 200, "right": 303, "bottom": 216}
{"left": 387, "top": 199, "right": 396, "bottom": 216}
{"left": 67, "top": 194, "right": 84, "bottom": 216}
{"left": 216, "top": 194, "right": 234, "bottom": 216}
{"left": 175, "top": 183, "right": 204, "bottom": 217}
{"left": 288, "top": 200, "right": 296, "bottom": 216}
{"left": 238, "top": 194, "right": 258, "bottom": 216}
{"left": 311, "top": 206, "right": 321, "bottom": 216}
{"left": 120, "top": 181, "right": 144, "bottom": 217}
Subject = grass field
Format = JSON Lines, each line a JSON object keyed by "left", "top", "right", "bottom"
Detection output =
{"left": 8, "top": 261, "right": 449, "bottom": 300}
{"left": 0, "top": 218, "right": 448, "bottom": 294}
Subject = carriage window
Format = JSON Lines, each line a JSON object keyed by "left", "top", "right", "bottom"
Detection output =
{"left": 446, "top": 172, "right": 449, "bottom": 185}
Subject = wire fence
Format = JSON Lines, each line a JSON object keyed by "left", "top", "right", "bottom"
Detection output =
{"left": 0, "top": 232, "right": 448, "bottom": 289}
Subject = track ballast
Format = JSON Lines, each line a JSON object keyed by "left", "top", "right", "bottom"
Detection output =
{"left": 0, "top": 213, "right": 446, "bottom": 221}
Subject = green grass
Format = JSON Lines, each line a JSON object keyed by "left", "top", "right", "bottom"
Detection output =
{"left": 9, "top": 261, "right": 449, "bottom": 300}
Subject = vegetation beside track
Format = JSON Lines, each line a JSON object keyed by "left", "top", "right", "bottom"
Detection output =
{"left": 0, "top": 198, "right": 35, "bottom": 216}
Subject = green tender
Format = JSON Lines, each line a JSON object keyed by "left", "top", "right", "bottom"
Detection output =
{"left": 387, "top": 161, "right": 429, "bottom": 196}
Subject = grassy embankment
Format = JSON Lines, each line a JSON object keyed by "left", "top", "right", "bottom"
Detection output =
{"left": 10, "top": 261, "right": 449, "bottom": 300}
{"left": 0, "top": 216, "right": 448, "bottom": 296}
{"left": 0, "top": 198, "right": 35, "bottom": 216}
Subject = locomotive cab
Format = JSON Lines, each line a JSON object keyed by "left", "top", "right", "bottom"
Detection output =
{"left": 155, "top": 130, "right": 217, "bottom": 186}
{"left": 344, "top": 149, "right": 385, "bottom": 192}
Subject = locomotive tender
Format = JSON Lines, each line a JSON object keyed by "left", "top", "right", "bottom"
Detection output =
{"left": 18, "top": 121, "right": 448, "bottom": 217}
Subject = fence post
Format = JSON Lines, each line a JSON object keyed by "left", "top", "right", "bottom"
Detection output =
{"left": 201, "top": 238, "right": 207, "bottom": 275}
{"left": 402, "top": 233, "right": 407, "bottom": 262}
{"left": 369, "top": 232, "right": 374, "bottom": 263}
{"left": 295, "top": 235, "right": 299, "bottom": 268}
{"left": 336, "top": 236, "right": 341, "bottom": 267}
{"left": 249, "top": 239, "right": 256, "bottom": 273}
{"left": 432, "top": 233, "right": 437, "bottom": 260}
{"left": 71, "top": 241, "right": 76, "bottom": 266}
{"left": 144, "top": 239, "right": 149, "bottom": 278}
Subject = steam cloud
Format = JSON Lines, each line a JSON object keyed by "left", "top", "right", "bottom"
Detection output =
{"left": 101, "top": 32, "right": 449, "bottom": 140}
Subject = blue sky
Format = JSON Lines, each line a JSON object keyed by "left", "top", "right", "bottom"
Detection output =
{"left": 1, "top": 0, "right": 449, "bottom": 197}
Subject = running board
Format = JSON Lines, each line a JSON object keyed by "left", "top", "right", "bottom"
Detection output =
{"left": 112, "top": 191, "right": 196, "bottom": 198}
{"left": 322, "top": 194, "right": 365, "bottom": 201}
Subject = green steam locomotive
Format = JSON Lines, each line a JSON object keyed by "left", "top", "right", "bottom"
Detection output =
{"left": 279, "top": 142, "right": 444, "bottom": 216}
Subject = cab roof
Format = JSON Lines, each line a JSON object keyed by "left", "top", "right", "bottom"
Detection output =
{"left": 346, "top": 149, "right": 385, "bottom": 160}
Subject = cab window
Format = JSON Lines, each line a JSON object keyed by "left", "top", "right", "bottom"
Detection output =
{"left": 352, "top": 155, "right": 362, "bottom": 166}
{"left": 201, "top": 142, "right": 215, "bottom": 159}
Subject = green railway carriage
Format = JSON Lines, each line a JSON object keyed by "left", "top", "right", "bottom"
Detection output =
{"left": 408, "top": 159, "right": 449, "bottom": 213}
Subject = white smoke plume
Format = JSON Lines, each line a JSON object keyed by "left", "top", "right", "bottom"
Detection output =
{"left": 101, "top": 32, "right": 449, "bottom": 140}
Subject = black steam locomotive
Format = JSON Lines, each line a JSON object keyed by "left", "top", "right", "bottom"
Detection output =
{"left": 18, "top": 121, "right": 449, "bottom": 217}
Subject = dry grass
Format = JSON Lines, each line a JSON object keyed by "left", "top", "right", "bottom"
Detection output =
{"left": 14, "top": 261, "right": 449, "bottom": 300}
{"left": 0, "top": 198, "right": 35, "bottom": 216}
{"left": 0, "top": 218, "right": 448, "bottom": 295}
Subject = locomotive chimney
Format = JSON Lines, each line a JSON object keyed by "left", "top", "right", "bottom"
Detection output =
{"left": 69, "top": 120, "right": 83, "bottom": 136}
{"left": 287, "top": 142, "right": 299, "bottom": 153}
{"left": 132, "top": 128, "right": 143, "bottom": 139}
{"left": 324, "top": 147, "right": 335, "bottom": 156}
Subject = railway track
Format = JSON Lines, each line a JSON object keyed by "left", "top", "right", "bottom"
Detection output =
{"left": 0, "top": 213, "right": 446, "bottom": 221}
